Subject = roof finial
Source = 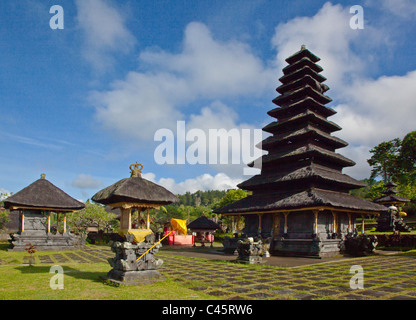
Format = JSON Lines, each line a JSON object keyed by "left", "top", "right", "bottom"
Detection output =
{"left": 301, "top": 44, "right": 306, "bottom": 50}
{"left": 41, "top": 173, "right": 46, "bottom": 179}
{"left": 130, "top": 162, "right": 143, "bottom": 177}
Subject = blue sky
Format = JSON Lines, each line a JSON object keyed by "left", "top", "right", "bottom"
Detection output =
{"left": 1, "top": 0, "right": 416, "bottom": 200}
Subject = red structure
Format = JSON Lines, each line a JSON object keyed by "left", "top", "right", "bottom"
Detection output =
{"left": 163, "top": 228, "right": 194, "bottom": 245}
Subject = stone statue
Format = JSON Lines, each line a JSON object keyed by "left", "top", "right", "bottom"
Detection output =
{"left": 376, "top": 205, "right": 412, "bottom": 232}
{"left": 236, "top": 237, "right": 271, "bottom": 264}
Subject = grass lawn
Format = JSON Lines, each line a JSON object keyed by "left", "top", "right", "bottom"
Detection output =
{"left": 0, "top": 263, "right": 217, "bottom": 299}
{"left": 2, "top": 242, "right": 416, "bottom": 301}
{"left": 0, "top": 243, "right": 217, "bottom": 300}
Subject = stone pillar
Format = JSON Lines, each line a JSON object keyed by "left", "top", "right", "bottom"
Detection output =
{"left": 120, "top": 208, "right": 132, "bottom": 230}
{"left": 63, "top": 213, "right": 67, "bottom": 233}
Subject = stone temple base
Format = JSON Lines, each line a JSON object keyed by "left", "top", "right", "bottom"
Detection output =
{"left": 105, "top": 269, "right": 163, "bottom": 286}
{"left": 236, "top": 255, "right": 265, "bottom": 264}
{"left": 272, "top": 238, "right": 342, "bottom": 258}
{"left": 8, "top": 232, "right": 83, "bottom": 251}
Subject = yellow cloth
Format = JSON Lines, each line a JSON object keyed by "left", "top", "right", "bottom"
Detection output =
{"left": 118, "top": 229, "right": 153, "bottom": 243}
{"left": 170, "top": 218, "right": 187, "bottom": 236}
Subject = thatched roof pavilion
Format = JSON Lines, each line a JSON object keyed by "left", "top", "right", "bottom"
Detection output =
{"left": 373, "top": 181, "right": 410, "bottom": 207}
{"left": 188, "top": 215, "right": 220, "bottom": 247}
{"left": 4, "top": 174, "right": 85, "bottom": 251}
{"left": 188, "top": 216, "right": 220, "bottom": 232}
{"left": 374, "top": 181, "right": 412, "bottom": 232}
{"left": 214, "top": 46, "right": 387, "bottom": 258}
{"left": 92, "top": 163, "right": 178, "bottom": 242}
{"left": 4, "top": 174, "right": 85, "bottom": 212}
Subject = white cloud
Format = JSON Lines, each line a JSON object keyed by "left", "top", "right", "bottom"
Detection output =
{"left": 91, "top": 2, "right": 416, "bottom": 182}
{"left": 2, "top": 132, "right": 64, "bottom": 151}
{"left": 140, "top": 22, "right": 275, "bottom": 98}
{"left": 71, "top": 174, "right": 103, "bottom": 189}
{"left": 143, "top": 171, "right": 242, "bottom": 195}
{"left": 75, "top": 0, "right": 136, "bottom": 71}
{"left": 92, "top": 72, "right": 187, "bottom": 141}
{"left": 334, "top": 70, "right": 416, "bottom": 147}
{"left": 272, "top": 2, "right": 365, "bottom": 87}
{"left": 0, "top": 188, "right": 11, "bottom": 199}
{"left": 92, "top": 22, "right": 274, "bottom": 142}
{"left": 271, "top": 2, "right": 416, "bottom": 179}
{"left": 341, "top": 145, "right": 373, "bottom": 180}
{"left": 187, "top": 101, "right": 264, "bottom": 177}
{"left": 376, "top": 0, "right": 416, "bottom": 19}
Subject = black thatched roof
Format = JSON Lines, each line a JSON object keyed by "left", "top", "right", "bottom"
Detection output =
{"left": 3, "top": 175, "right": 85, "bottom": 211}
{"left": 92, "top": 164, "right": 178, "bottom": 206}
{"left": 188, "top": 216, "right": 220, "bottom": 231}
{"left": 373, "top": 195, "right": 410, "bottom": 204}
{"left": 373, "top": 181, "right": 410, "bottom": 205}
{"left": 238, "top": 163, "right": 365, "bottom": 191}
{"left": 214, "top": 188, "right": 388, "bottom": 214}
{"left": 214, "top": 46, "right": 387, "bottom": 216}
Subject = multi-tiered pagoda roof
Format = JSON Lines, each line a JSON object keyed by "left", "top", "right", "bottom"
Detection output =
{"left": 373, "top": 181, "right": 410, "bottom": 206}
{"left": 216, "top": 46, "right": 387, "bottom": 215}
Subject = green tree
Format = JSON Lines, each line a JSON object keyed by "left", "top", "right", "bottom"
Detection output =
{"left": 66, "top": 201, "right": 118, "bottom": 238}
{"left": 213, "top": 189, "right": 248, "bottom": 210}
{"left": 0, "top": 193, "right": 10, "bottom": 231}
{"left": 350, "top": 178, "right": 384, "bottom": 200}
{"left": 213, "top": 189, "right": 248, "bottom": 233}
{"left": 399, "top": 131, "right": 416, "bottom": 183}
{"left": 367, "top": 138, "right": 401, "bottom": 182}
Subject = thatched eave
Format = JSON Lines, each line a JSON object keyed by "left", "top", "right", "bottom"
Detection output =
{"left": 187, "top": 216, "right": 220, "bottom": 231}
{"left": 214, "top": 188, "right": 388, "bottom": 215}
{"left": 238, "top": 164, "right": 365, "bottom": 191}
{"left": 3, "top": 177, "right": 85, "bottom": 211}
{"left": 92, "top": 176, "right": 178, "bottom": 206}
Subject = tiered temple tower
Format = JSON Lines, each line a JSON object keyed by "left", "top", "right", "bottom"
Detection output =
{"left": 374, "top": 181, "right": 411, "bottom": 232}
{"left": 215, "top": 46, "right": 388, "bottom": 257}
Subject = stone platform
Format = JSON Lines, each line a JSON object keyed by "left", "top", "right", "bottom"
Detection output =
{"left": 8, "top": 232, "right": 83, "bottom": 251}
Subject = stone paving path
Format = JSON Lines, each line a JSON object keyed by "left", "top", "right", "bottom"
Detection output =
{"left": 158, "top": 252, "right": 416, "bottom": 300}
{"left": 8, "top": 246, "right": 416, "bottom": 300}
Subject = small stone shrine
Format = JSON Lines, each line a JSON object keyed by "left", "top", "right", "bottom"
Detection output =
{"left": 374, "top": 181, "right": 412, "bottom": 232}
{"left": 236, "top": 237, "right": 270, "bottom": 264}
{"left": 3, "top": 174, "right": 85, "bottom": 251}
{"left": 92, "top": 163, "right": 178, "bottom": 284}
{"left": 187, "top": 215, "right": 220, "bottom": 247}
{"left": 107, "top": 233, "right": 164, "bottom": 284}
{"left": 215, "top": 46, "right": 388, "bottom": 258}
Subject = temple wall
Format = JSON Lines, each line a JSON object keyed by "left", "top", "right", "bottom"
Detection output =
{"left": 271, "top": 210, "right": 358, "bottom": 258}
{"left": 242, "top": 215, "right": 258, "bottom": 236}
{"left": 285, "top": 211, "right": 314, "bottom": 239}
{"left": 239, "top": 210, "right": 360, "bottom": 258}
{"left": 19, "top": 210, "right": 48, "bottom": 235}
{"left": 261, "top": 213, "right": 273, "bottom": 237}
